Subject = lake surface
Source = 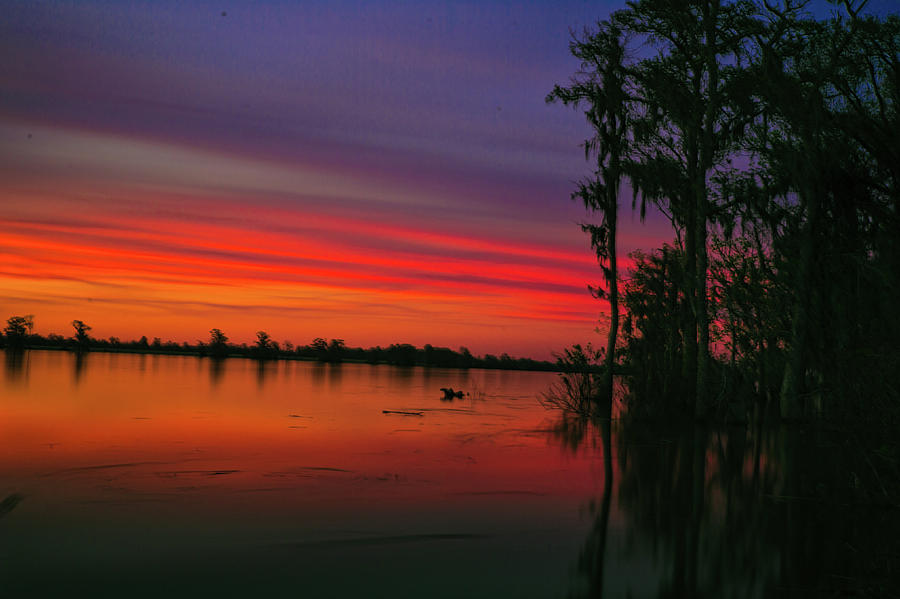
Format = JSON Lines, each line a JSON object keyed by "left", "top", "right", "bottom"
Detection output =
{"left": 0, "top": 350, "right": 892, "bottom": 597}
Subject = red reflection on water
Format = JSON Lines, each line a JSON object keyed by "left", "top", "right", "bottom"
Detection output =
{"left": 1, "top": 351, "right": 608, "bottom": 518}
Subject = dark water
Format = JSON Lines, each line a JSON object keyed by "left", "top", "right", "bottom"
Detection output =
{"left": 0, "top": 350, "right": 893, "bottom": 597}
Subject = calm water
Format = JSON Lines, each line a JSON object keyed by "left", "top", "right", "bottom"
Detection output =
{"left": 0, "top": 350, "right": 891, "bottom": 597}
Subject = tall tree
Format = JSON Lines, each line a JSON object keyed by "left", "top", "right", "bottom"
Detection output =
{"left": 616, "top": 0, "right": 757, "bottom": 415}
{"left": 3, "top": 315, "right": 32, "bottom": 349}
{"left": 209, "top": 328, "right": 229, "bottom": 358}
{"left": 737, "top": 0, "right": 899, "bottom": 418}
{"left": 548, "top": 19, "right": 631, "bottom": 404}
{"left": 71, "top": 320, "right": 91, "bottom": 350}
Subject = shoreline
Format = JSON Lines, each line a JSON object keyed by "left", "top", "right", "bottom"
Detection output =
{"left": 1, "top": 345, "right": 577, "bottom": 374}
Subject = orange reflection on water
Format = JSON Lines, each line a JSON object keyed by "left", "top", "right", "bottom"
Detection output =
{"left": 1, "top": 350, "right": 612, "bottom": 596}
{"left": 1, "top": 350, "right": 606, "bottom": 514}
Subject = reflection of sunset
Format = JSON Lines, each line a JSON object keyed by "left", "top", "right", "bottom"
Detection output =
{"left": 1, "top": 352, "right": 609, "bottom": 597}
{"left": 0, "top": 352, "right": 606, "bottom": 504}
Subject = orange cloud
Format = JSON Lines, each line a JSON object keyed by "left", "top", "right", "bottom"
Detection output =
{"left": 0, "top": 122, "right": 651, "bottom": 358}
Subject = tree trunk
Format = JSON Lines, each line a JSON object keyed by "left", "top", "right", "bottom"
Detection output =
{"left": 780, "top": 190, "right": 817, "bottom": 420}
{"left": 604, "top": 176, "right": 619, "bottom": 404}
{"left": 666, "top": 252, "right": 681, "bottom": 399}
{"left": 685, "top": 424, "right": 707, "bottom": 593}
{"left": 683, "top": 156, "right": 699, "bottom": 410}
{"left": 695, "top": 191, "right": 710, "bottom": 418}
{"left": 695, "top": 0, "right": 720, "bottom": 419}
{"left": 592, "top": 412, "right": 614, "bottom": 594}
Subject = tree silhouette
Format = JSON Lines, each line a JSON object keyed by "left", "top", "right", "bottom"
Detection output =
{"left": 548, "top": 18, "right": 630, "bottom": 405}
{"left": 550, "top": 0, "right": 759, "bottom": 414}
{"left": 209, "top": 328, "right": 229, "bottom": 358}
{"left": 311, "top": 337, "right": 328, "bottom": 361}
{"left": 71, "top": 320, "right": 92, "bottom": 350}
{"left": 254, "top": 330, "right": 274, "bottom": 359}
{"left": 327, "top": 338, "right": 345, "bottom": 363}
{"left": 551, "top": 0, "right": 899, "bottom": 431}
{"left": 615, "top": 0, "right": 757, "bottom": 414}
{"left": 3, "top": 316, "right": 32, "bottom": 349}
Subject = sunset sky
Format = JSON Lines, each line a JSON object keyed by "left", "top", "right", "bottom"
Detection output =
{"left": 0, "top": 0, "right": 868, "bottom": 359}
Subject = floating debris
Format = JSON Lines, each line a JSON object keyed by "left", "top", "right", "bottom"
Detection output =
{"left": 440, "top": 387, "right": 466, "bottom": 400}
{"left": 299, "top": 466, "right": 353, "bottom": 473}
{"left": 155, "top": 469, "right": 240, "bottom": 478}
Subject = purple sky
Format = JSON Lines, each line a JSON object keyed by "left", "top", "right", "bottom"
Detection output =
{"left": 0, "top": 0, "right": 886, "bottom": 357}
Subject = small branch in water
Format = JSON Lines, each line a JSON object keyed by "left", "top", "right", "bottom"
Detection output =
{"left": 382, "top": 410, "right": 424, "bottom": 417}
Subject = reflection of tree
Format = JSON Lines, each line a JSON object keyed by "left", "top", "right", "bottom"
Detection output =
{"left": 576, "top": 418, "right": 614, "bottom": 598}
{"left": 4, "top": 349, "right": 29, "bottom": 384}
{"left": 764, "top": 428, "right": 900, "bottom": 597}
{"left": 550, "top": 412, "right": 599, "bottom": 455}
{"left": 558, "top": 414, "right": 899, "bottom": 598}
{"left": 611, "top": 420, "right": 785, "bottom": 598}
{"left": 256, "top": 359, "right": 272, "bottom": 388}
{"left": 387, "top": 364, "right": 415, "bottom": 389}
{"left": 326, "top": 362, "right": 343, "bottom": 388}
{"left": 309, "top": 361, "right": 326, "bottom": 389}
{"left": 73, "top": 351, "right": 87, "bottom": 385}
{"left": 551, "top": 402, "right": 877, "bottom": 597}
{"left": 209, "top": 357, "right": 225, "bottom": 387}
{"left": 549, "top": 400, "right": 613, "bottom": 598}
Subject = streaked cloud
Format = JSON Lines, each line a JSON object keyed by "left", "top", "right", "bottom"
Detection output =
{"left": 0, "top": 0, "right": 669, "bottom": 358}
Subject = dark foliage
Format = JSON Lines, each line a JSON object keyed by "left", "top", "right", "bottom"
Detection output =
{"left": 0, "top": 318, "right": 563, "bottom": 372}
{"left": 550, "top": 1, "right": 900, "bottom": 527}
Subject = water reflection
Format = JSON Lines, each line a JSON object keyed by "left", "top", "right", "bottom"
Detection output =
{"left": 551, "top": 409, "right": 896, "bottom": 597}
{"left": 1, "top": 352, "right": 580, "bottom": 597}
{"left": 552, "top": 414, "right": 613, "bottom": 598}
{"left": 2, "top": 350, "right": 894, "bottom": 597}
{"left": 209, "top": 357, "right": 225, "bottom": 387}
{"left": 309, "top": 360, "right": 327, "bottom": 389}
{"left": 422, "top": 366, "right": 437, "bottom": 389}
{"left": 3, "top": 349, "right": 28, "bottom": 384}
{"left": 72, "top": 351, "right": 87, "bottom": 385}
{"left": 388, "top": 365, "right": 416, "bottom": 389}
{"left": 326, "top": 362, "right": 343, "bottom": 388}
{"left": 255, "top": 359, "right": 270, "bottom": 388}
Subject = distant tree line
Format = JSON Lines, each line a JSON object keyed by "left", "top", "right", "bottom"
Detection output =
{"left": 0, "top": 315, "right": 565, "bottom": 372}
